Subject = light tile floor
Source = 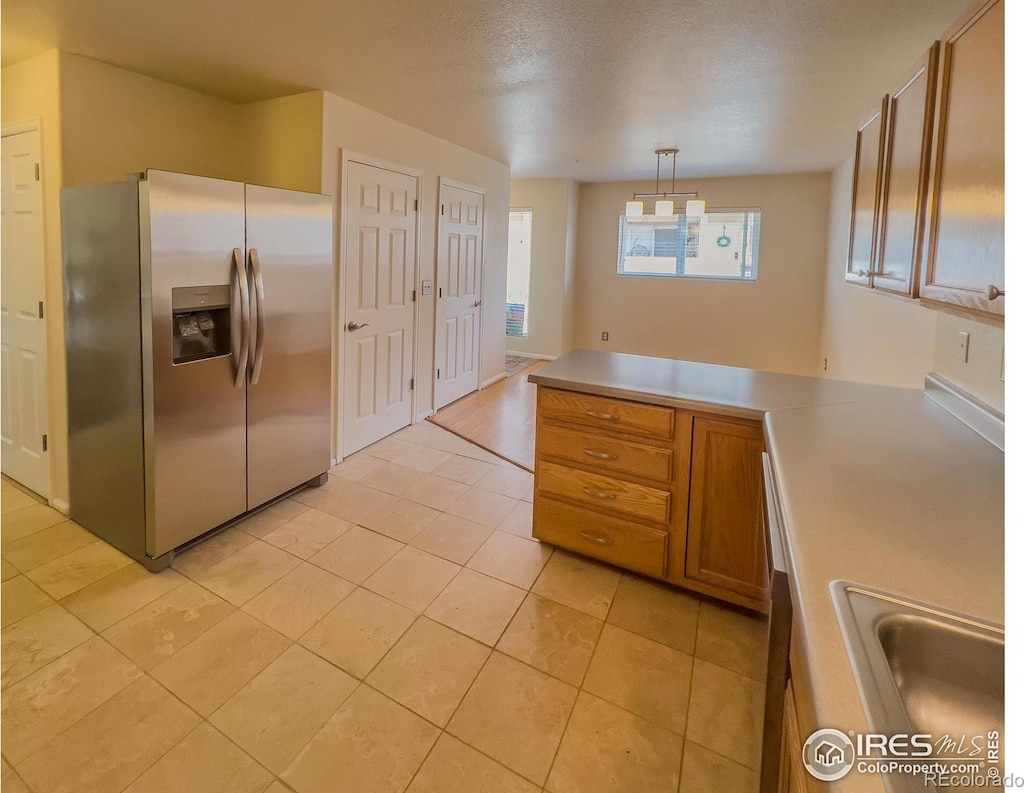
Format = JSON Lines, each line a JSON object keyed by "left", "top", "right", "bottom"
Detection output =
{"left": 0, "top": 424, "right": 768, "bottom": 793}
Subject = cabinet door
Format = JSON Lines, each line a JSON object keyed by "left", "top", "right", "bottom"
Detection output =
{"left": 846, "top": 98, "right": 888, "bottom": 287}
{"left": 921, "top": 0, "right": 1004, "bottom": 315}
{"left": 874, "top": 45, "right": 939, "bottom": 297}
{"left": 685, "top": 417, "right": 768, "bottom": 602}
{"left": 779, "top": 683, "right": 810, "bottom": 793}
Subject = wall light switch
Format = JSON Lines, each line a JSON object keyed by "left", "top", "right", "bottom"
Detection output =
{"left": 957, "top": 331, "right": 970, "bottom": 363}
{"left": 421, "top": 280, "right": 433, "bottom": 296}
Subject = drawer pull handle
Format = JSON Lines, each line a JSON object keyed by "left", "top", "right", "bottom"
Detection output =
{"left": 582, "top": 486, "right": 618, "bottom": 500}
{"left": 580, "top": 531, "right": 614, "bottom": 546}
{"left": 584, "top": 448, "right": 618, "bottom": 461}
{"left": 584, "top": 410, "right": 620, "bottom": 422}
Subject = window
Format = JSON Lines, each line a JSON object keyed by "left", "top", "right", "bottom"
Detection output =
{"left": 616, "top": 209, "right": 761, "bottom": 280}
{"left": 506, "top": 209, "right": 532, "bottom": 337}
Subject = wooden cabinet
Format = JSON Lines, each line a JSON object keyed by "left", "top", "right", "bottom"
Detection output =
{"left": 778, "top": 683, "right": 810, "bottom": 793}
{"left": 920, "top": 0, "right": 1004, "bottom": 316}
{"left": 874, "top": 45, "right": 939, "bottom": 297}
{"left": 845, "top": 0, "right": 1003, "bottom": 317}
{"left": 533, "top": 386, "right": 768, "bottom": 612}
{"left": 846, "top": 98, "right": 888, "bottom": 288}
{"left": 685, "top": 417, "right": 768, "bottom": 604}
{"left": 847, "top": 47, "right": 940, "bottom": 297}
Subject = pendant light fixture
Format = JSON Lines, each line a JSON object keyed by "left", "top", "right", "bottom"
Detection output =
{"left": 626, "top": 149, "right": 705, "bottom": 218}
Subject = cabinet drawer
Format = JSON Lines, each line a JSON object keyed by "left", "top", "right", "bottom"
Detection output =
{"left": 537, "top": 461, "right": 671, "bottom": 524}
{"left": 534, "top": 496, "right": 668, "bottom": 579}
{"left": 537, "top": 425, "right": 674, "bottom": 484}
{"left": 539, "top": 388, "right": 674, "bottom": 440}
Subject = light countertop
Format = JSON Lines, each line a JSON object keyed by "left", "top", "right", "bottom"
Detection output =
{"left": 528, "top": 348, "right": 911, "bottom": 419}
{"left": 764, "top": 392, "right": 1003, "bottom": 793}
{"left": 532, "top": 349, "right": 1004, "bottom": 793}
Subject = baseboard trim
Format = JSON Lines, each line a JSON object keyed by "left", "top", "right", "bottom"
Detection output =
{"left": 480, "top": 372, "right": 506, "bottom": 389}
{"left": 50, "top": 498, "right": 70, "bottom": 515}
{"left": 506, "top": 351, "right": 557, "bottom": 361}
{"left": 416, "top": 410, "right": 435, "bottom": 422}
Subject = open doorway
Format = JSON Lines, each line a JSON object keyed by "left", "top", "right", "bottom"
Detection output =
{"left": 505, "top": 209, "right": 533, "bottom": 376}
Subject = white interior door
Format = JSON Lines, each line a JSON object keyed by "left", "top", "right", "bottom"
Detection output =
{"left": 435, "top": 182, "right": 484, "bottom": 409}
{"left": 342, "top": 161, "right": 417, "bottom": 455}
{"left": 1, "top": 128, "right": 50, "bottom": 497}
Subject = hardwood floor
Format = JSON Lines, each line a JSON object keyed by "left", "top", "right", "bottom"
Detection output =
{"left": 429, "top": 360, "right": 547, "bottom": 471}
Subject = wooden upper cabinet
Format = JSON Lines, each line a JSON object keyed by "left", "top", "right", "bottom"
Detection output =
{"left": 685, "top": 416, "right": 768, "bottom": 602}
{"left": 874, "top": 45, "right": 939, "bottom": 297}
{"left": 846, "top": 98, "right": 889, "bottom": 287}
{"left": 921, "top": 0, "right": 1004, "bottom": 316}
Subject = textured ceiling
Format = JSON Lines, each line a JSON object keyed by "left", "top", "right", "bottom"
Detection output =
{"left": 2, "top": 0, "right": 973, "bottom": 180}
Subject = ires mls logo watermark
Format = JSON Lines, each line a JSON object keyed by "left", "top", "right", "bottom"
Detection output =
{"left": 802, "top": 728, "right": 1004, "bottom": 786}
{"left": 802, "top": 729, "right": 856, "bottom": 781}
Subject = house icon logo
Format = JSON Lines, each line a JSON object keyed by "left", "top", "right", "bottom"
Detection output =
{"left": 803, "top": 729, "right": 855, "bottom": 781}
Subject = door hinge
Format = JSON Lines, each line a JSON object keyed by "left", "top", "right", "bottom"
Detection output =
{"left": 441, "top": 205, "right": 445, "bottom": 216}
{"left": 38, "top": 301, "right": 44, "bottom": 319}
{"left": 412, "top": 289, "right": 416, "bottom": 303}
{"left": 413, "top": 199, "right": 418, "bottom": 212}
{"left": 41, "top": 434, "right": 48, "bottom": 452}
{"left": 437, "top": 369, "right": 440, "bottom": 379}
{"left": 410, "top": 378, "right": 415, "bottom": 391}
{"left": 34, "top": 163, "right": 40, "bottom": 181}
{"left": 438, "top": 287, "right": 442, "bottom": 298}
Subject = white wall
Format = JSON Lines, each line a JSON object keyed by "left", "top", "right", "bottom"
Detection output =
{"left": 507, "top": 179, "right": 578, "bottom": 359}
{"left": 819, "top": 157, "right": 1005, "bottom": 411}
{"left": 320, "top": 92, "right": 511, "bottom": 423}
{"left": 574, "top": 173, "right": 832, "bottom": 376}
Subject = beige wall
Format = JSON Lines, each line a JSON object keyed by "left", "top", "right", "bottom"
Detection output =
{"left": 59, "top": 52, "right": 246, "bottom": 187}
{"left": 819, "top": 157, "right": 1005, "bottom": 410}
{"left": 240, "top": 91, "right": 323, "bottom": 193}
{"left": 563, "top": 181, "right": 579, "bottom": 354}
{"left": 818, "top": 157, "right": 938, "bottom": 387}
{"left": 320, "top": 92, "right": 511, "bottom": 426}
{"left": 574, "top": 173, "right": 831, "bottom": 376}
{"left": 1, "top": 50, "right": 67, "bottom": 506}
{"left": 508, "top": 179, "right": 578, "bottom": 359}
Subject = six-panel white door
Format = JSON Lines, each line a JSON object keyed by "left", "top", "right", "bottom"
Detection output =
{"left": 342, "top": 162, "right": 418, "bottom": 455}
{"left": 435, "top": 183, "right": 484, "bottom": 408}
{"left": 1, "top": 128, "right": 51, "bottom": 497}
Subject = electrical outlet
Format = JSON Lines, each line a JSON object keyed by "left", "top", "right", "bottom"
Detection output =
{"left": 824, "top": 357, "right": 828, "bottom": 372}
{"left": 601, "top": 331, "right": 609, "bottom": 342}
{"left": 957, "top": 331, "right": 970, "bottom": 364}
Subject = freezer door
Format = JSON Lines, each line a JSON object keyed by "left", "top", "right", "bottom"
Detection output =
{"left": 143, "top": 171, "right": 248, "bottom": 556}
{"left": 244, "top": 184, "right": 333, "bottom": 508}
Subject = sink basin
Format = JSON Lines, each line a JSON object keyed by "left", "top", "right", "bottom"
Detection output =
{"left": 831, "top": 582, "right": 1004, "bottom": 793}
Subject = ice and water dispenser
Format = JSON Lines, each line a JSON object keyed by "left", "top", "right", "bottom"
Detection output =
{"left": 171, "top": 285, "right": 232, "bottom": 365}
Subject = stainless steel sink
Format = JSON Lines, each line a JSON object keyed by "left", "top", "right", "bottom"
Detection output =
{"left": 831, "top": 582, "right": 1004, "bottom": 793}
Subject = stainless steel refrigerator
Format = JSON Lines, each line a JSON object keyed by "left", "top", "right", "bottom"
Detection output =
{"left": 62, "top": 170, "right": 333, "bottom": 569}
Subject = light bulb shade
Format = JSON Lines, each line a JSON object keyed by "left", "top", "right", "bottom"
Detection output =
{"left": 655, "top": 199, "right": 674, "bottom": 217}
{"left": 685, "top": 199, "right": 706, "bottom": 217}
{"left": 625, "top": 200, "right": 644, "bottom": 218}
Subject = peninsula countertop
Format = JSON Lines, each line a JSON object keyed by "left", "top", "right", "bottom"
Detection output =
{"left": 528, "top": 348, "right": 912, "bottom": 419}
{"left": 530, "top": 349, "right": 1004, "bottom": 793}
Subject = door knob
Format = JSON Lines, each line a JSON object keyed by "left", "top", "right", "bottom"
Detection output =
{"left": 346, "top": 321, "right": 369, "bottom": 332}
{"left": 986, "top": 285, "right": 1004, "bottom": 300}
{"left": 472, "top": 300, "right": 481, "bottom": 307}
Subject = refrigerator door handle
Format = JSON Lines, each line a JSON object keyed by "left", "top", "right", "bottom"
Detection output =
{"left": 248, "top": 248, "right": 267, "bottom": 385}
{"left": 231, "top": 247, "right": 249, "bottom": 388}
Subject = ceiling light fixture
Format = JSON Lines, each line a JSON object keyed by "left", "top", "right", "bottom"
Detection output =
{"left": 626, "top": 149, "right": 705, "bottom": 218}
